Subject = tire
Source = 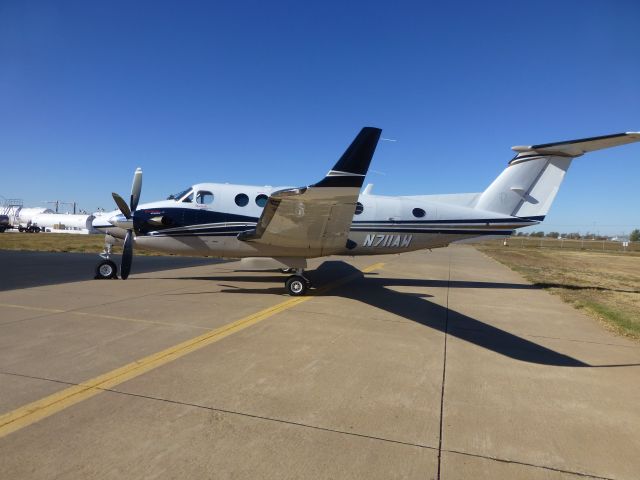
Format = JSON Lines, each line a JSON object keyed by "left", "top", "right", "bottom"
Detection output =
{"left": 18, "top": 227, "right": 24, "bottom": 232}
{"left": 285, "top": 275, "right": 308, "bottom": 296}
{"left": 95, "top": 260, "right": 118, "bottom": 279}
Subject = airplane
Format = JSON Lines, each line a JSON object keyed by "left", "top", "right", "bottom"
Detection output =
{"left": 92, "top": 127, "right": 640, "bottom": 296}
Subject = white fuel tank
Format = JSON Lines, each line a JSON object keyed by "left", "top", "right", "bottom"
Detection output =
{"left": 31, "top": 213, "right": 95, "bottom": 231}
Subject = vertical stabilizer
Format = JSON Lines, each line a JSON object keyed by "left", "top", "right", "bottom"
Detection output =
{"left": 475, "top": 155, "right": 572, "bottom": 218}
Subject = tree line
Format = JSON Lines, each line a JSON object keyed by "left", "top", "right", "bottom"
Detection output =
{"left": 514, "top": 229, "right": 640, "bottom": 241}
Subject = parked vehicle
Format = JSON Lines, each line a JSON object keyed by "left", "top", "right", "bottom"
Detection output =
{"left": 17, "top": 220, "right": 41, "bottom": 233}
{"left": 0, "top": 215, "right": 9, "bottom": 232}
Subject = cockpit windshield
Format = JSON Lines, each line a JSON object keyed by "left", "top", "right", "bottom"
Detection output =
{"left": 167, "top": 188, "right": 193, "bottom": 201}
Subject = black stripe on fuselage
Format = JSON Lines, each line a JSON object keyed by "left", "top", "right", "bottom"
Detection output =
{"left": 351, "top": 228, "right": 514, "bottom": 235}
{"left": 134, "top": 208, "right": 259, "bottom": 234}
{"left": 351, "top": 216, "right": 543, "bottom": 225}
{"left": 148, "top": 228, "right": 514, "bottom": 238}
{"left": 134, "top": 206, "right": 538, "bottom": 238}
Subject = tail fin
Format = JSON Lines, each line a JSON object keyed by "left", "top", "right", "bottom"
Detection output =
{"left": 475, "top": 132, "right": 640, "bottom": 218}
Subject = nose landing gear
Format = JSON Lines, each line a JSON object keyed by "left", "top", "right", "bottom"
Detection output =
{"left": 95, "top": 242, "right": 118, "bottom": 279}
{"left": 95, "top": 259, "right": 118, "bottom": 279}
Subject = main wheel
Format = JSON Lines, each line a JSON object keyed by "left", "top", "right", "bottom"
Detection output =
{"left": 95, "top": 259, "right": 118, "bottom": 279}
{"left": 285, "top": 275, "right": 308, "bottom": 296}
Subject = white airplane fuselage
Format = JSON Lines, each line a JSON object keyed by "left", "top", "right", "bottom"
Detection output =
{"left": 94, "top": 182, "right": 538, "bottom": 259}
{"left": 91, "top": 129, "right": 640, "bottom": 293}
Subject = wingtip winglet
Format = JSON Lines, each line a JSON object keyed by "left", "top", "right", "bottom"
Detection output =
{"left": 312, "top": 127, "right": 382, "bottom": 188}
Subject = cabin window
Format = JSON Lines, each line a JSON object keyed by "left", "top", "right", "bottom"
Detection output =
{"left": 355, "top": 202, "right": 364, "bottom": 215}
{"left": 235, "top": 193, "right": 249, "bottom": 207}
{"left": 412, "top": 207, "right": 426, "bottom": 218}
{"left": 255, "top": 194, "right": 268, "bottom": 207}
{"left": 196, "top": 191, "right": 214, "bottom": 204}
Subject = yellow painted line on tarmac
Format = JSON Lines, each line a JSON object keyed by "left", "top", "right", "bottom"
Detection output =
{"left": 0, "top": 262, "right": 384, "bottom": 439}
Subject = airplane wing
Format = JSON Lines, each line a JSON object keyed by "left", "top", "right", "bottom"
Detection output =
{"left": 238, "top": 127, "right": 382, "bottom": 256}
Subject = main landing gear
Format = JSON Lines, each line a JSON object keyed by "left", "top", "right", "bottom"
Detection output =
{"left": 95, "top": 243, "right": 118, "bottom": 279}
{"left": 284, "top": 269, "right": 312, "bottom": 296}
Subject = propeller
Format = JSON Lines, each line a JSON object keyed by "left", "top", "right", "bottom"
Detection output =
{"left": 111, "top": 168, "right": 142, "bottom": 280}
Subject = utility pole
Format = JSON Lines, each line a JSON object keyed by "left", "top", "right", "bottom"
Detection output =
{"left": 45, "top": 201, "right": 78, "bottom": 214}
{"left": 60, "top": 201, "right": 77, "bottom": 214}
{"left": 45, "top": 200, "right": 60, "bottom": 213}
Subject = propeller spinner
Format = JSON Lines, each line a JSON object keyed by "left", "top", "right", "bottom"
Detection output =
{"left": 110, "top": 168, "right": 142, "bottom": 280}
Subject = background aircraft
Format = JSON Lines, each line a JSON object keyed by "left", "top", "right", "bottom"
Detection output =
{"left": 93, "top": 127, "right": 640, "bottom": 295}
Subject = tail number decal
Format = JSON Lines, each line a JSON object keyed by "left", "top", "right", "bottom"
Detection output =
{"left": 363, "top": 234, "right": 412, "bottom": 248}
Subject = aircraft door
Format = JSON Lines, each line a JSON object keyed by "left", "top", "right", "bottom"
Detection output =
{"left": 195, "top": 190, "right": 215, "bottom": 226}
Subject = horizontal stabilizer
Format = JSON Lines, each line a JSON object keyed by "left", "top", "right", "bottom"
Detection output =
{"left": 511, "top": 132, "right": 640, "bottom": 159}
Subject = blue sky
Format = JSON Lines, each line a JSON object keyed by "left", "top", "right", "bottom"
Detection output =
{"left": 1, "top": 0, "right": 639, "bottom": 235}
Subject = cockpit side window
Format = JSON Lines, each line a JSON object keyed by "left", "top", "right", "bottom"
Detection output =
{"left": 168, "top": 187, "right": 192, "bottom": 201}
{"left": 196, "top": 191, "right": 214, "bottom": 204}
{"left": 182, "top": 192, "right": 194, "bottom": 203}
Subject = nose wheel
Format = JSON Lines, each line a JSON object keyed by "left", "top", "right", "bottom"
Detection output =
{"left": 285, "top": 272, "right": 311, "bottom": 296}
{"left": 94, "top": 241, "right": 118, "bottom": 279}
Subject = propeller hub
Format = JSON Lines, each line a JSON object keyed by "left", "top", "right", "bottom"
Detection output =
{"left": 108, "top": 213, "right": 134, "bottom": 230}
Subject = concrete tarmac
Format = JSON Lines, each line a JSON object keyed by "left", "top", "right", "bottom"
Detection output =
{"left": 0, "top": 246, "right": 638, "bottom": 479}
{"left": 0, "top": 250, "right": 218, "bottom": 291}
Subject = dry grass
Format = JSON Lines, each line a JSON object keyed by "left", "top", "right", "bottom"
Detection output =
{"left": 0, "top": 232, "right": 165, "bottom": 256}
{"left": 476, "top": 243, "right": 640, "bottom": 340}
{"left": 0, "top": 232, "right": 110, "bottom": 253}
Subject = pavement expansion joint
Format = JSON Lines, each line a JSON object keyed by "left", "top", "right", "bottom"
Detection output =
{"left": 0, "top": 370, "right": 78, "bottom": 388}
{"left": 444, "top": 449, "right": 618, "bottom": 480}
{"left": 290, "top": 307, "right": 416, "bottom": 325}
{"left": 0, "top": 302, "right": 212, "bottom": 331}
{"left": 105, "top": 387, "right": 439, "bottom": 452}
{"left": 521, "top": 333, "right": 640, "bottom": 349}
{"left": 0, "top": 370, "right": 434, "bottom": 451}
{"left": 1, "top": 368, "right": 618, "bottom": 480}
{"left": 435, "top": 250, "right": 452, "bottom": 480}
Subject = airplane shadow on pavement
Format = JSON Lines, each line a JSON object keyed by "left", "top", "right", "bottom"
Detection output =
{"left": 150, "top": 261, "right": 640, "bottom": 369}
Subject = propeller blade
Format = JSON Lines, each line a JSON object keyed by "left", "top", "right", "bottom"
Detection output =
{"left": 121, "top": 230, "right": 133, "bottom": 280}
{"left": 130, "top": 167, "right": 143, "bottom": 212}
{"left": 112, "top": 192, "right": 131, "bottom": 219}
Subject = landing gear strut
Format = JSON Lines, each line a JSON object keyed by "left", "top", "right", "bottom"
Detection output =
{"left": 285, "top": 269, "right": 312, "bottom": 296}
{"left": 95, "top": 242, "right": 117, "bottom": 279}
